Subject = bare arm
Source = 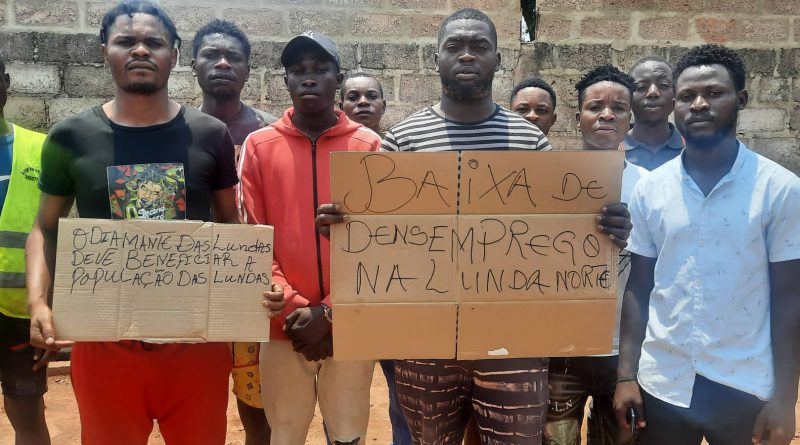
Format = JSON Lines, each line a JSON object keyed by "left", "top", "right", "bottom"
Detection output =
{"left": 25, "top": 192, "right": 75, "bottom": 350}
{"left": 613, "top": 252, "right": 656, "bottom": 430}
{"left": 211, "top": 186, "right": 241, "bottom": 224}
{"left": 752, "top": 259, "right": 800, "bottom": 445}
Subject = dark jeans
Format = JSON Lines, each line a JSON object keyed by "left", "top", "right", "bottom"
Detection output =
{"left": 640, "top": 374, "right": 766, "bottom": 445}
{"left": 545, "top": 356, "right": 626, "bottom": 445}
{"left": 381, "top": 360, "right": 412, "bottom": 445}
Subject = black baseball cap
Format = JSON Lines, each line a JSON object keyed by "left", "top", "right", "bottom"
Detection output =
{"left": 280, "top": 31, "right": 341, "bottom": 71}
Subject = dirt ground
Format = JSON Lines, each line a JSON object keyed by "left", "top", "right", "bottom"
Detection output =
{"left": 1, "top": 362, "right": 799, "bottom": 444}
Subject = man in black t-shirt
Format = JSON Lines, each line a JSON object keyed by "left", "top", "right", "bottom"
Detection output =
{"left": 24, "top": 2, "right": 283, "bottom": 444}
{"left": 192, "top": 18, "right": 277, "bottom": 445}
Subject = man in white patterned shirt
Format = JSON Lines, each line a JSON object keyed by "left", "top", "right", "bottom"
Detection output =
{"left": 614, "top": 44, "right": 800, "bottom": 445}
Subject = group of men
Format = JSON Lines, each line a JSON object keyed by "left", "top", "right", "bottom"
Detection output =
{"left": 0, "top": 1, "right": 797, "bottom": 445}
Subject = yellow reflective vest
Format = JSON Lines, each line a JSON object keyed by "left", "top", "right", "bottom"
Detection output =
{"left": 0, "top": 123, "right": 46, "bottom": 319}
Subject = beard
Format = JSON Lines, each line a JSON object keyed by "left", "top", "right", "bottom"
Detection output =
{"left": 682, "top": 113, "right": 738, "bottom": 148}
{"left": 121, "top": 80, "right": 160, "bottom": 95}
{"left": 441, "top": 77, "right": 492, "bottom": 101}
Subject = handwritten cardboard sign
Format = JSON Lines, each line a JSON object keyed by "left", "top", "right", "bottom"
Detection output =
{"left": 330, "top": 151, "right": 623, "bottom": 360}
{"left": 52, "top": 218, "right": 274, "bottom": 342}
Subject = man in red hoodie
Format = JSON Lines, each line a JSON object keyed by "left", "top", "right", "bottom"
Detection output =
{"left": 238, "top": 31, "right": 381, "bottom": 445}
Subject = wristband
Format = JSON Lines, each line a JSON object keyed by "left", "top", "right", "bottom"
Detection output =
{"left": 616, "top": 377, "right": 637, "bottom": 383}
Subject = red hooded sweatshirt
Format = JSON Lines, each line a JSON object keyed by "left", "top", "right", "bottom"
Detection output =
{"left": 238, "top": 108, "right": 381, "bottom": 341}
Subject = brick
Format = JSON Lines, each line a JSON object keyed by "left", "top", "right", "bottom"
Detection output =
{"left": 737, "top": 48, "right": 778, "bottom": 76}
{"left": 63, "top": 65, "right": 115, "bottom": 98}
{"left": 6, "top": 64, "right": 60, "bottom": 96}
{"left": 517, "top": 42, "right": 556, "bottom": 75}
{"left": 382, "top": 103, "right": 422, "bottom": 130}
{"left": 389, "top": 0, "right": 448, "bottom": 9}
{"left": 168, "top": 71, "right": 199, "bottom": 100}
{"left": 0, "top": 32, "right": 36, "bottom": 61}
{"left": 777, "top": 48, "right": 800, "bottom": 76}
{"left": 614, "top": 45, "right": 669, "bottom": 72}
{"left": 223, "top": 9, "right": 283, "bottom": 38}
{"left": 761, "top": 0, "right": 800, "bottom": 14}
{"left": 4, "top": 97, "right": 47, "bottom": 130}
{"left": 499, "top": 47, "right": 521, "bottom": 72}
{"left": 399, "top": 74, "right": 440, "bottom": 103}
{"left": 602, "top": 0, "right": 652, "bottom": 10}
{"left": 749, "top": 137, "right": 800, "bottom": 174}
{"left": 289, "top": 11, "right": 347, "bottom": 36}
{"left": 537, "top": 15, "right": 573, "bottom": 40}
{"left": 706, "top": 0, "right": 758, "bottom": 13}
{"left": 758, "top": 77, "right": 789, "bottom": 103}
{"left": 325, "top": 0, "right": 381, "bottom": 5}
{"left": 539, "top": 0, "right": 598, "bottom": 10}
{"left": 493, "top": 15, "right": 521, "bottom": 41}
{"left": 639, "top": 17, "right": 689, "bottom": 41}
{"left": 338, "top": 43, "right": 358, "bottom": 71}
{"left": 695, "top": 18, "right": 737, "bottom": 44}
{"left": 15, "top": 0, "right": 78, "bottom": 27}
{"left": 161, "top": 7, "right": 216, "bottom": 32}
{"left": 422, "top": 44, "right": 437, "bottom": 69}
{"left": 36, "top": 33, "right": 103, "bottom": 64}
{"left": 737, "top": 108, "right": 786, "bottom": 133}
{"left": 556, "top": 44, "right": 612, "bottom": 71}
{"left": 87, "top": 2, "right": 115, "bottom": 27}
{"left": 580, "top": 17, "right": 630, "bottom": 40}
{"left": 48, "top": 98, "right": 104, "bottom": 126}
{"left": 351, "top": 13, "right": 404, "bottom": 37}
{"left": 0, "top": 1, "right": 6, "bottom": 26}
{"left": 361, "top": 43, "right": 418, "bottom": 70}
{"left": 491, "top": 74, "right": 514, "bottom": 105}
{"left": 264, "top": 74, "right": 292, "bottom": 103}
{"left": 740, "top": 19, "right": 790, "bottom": 44}
{"left": 250, "top": 41, "right": 287, "bottom": 70}
{"left": 408, "top": 14, "right": 447, "bottom": 39}
{"left": 793, "top": 78, "right": 800, "bottom": 102}
{"left": 649, "top": 0, "right": 702, "bottom": 11}
{"left": 452, "top": 0, "right": 510, "bottom": 9}
{"left": 790, "top": 104, "right": 800, "bottom": 131}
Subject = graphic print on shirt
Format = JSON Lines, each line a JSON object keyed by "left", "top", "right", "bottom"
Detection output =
{"left": 107, "top": 163, "right": 186, "bottom": 220}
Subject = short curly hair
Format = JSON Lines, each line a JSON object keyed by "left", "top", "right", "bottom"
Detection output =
{"left": 192, "top": 19, "right": 251, "bottom": 61}
{"left": 100, "top": 0, "right": 181, "bottom": 49}
{"left": 674, "top": 44, "right": 746, "bottom": 91}
{"left": 575, "top": 64, "right": 635, "bottom": 106}
{"left": 510, "top": 78, "right": 557, "bottom": 108}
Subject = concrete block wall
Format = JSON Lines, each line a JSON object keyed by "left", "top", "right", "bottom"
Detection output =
{"left": 530, "top": 0, "right": 800, "bottom": 171}
{"left": 1, "top": 0, "right": 798, "bottom": 173}
{"left": 0, "top": 0, "right": 522, "bottom": 132}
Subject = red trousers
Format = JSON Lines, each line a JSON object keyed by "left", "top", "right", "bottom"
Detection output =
{"left": 71, "top": 341, "right": 232, "bottom": 445}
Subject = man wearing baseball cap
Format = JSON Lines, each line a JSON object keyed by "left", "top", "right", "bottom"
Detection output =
{"left": 238, "top": 31, "right": 381, "bottom": 444}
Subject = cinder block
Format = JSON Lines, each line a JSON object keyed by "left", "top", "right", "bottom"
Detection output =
{"left": 288, "top": 11, "right": 346, "bottom": 35}
{"left": 0, "top": 1, "right": 6, "bottom": 25}
{"left": 6, "top": 64, "right": 61, "bottom": 96}
{"left": 737, "top": 108, "right": 787, "bottom": 133}
{"left": 36, "top": 33, "right": 103, "bottom": 64}
{"left": 86, "top": 1, "right": 116, "bottom": 28}
{"left": 0, "top": 32, "right": 36, "bottom": 61}
{"left": 15, "top": 0, "right": 78, "bottom": 27}
{"left": 161, "top": 6, "right": 216, "bottom": 32}
{"left": 613, "top": 45, "right": 669, "bottom": 72}
{"left": 601, "top": 0, "right": 651, "bottom": 10}
{"left": 398, "top": 74, "right": 440, "bottom": 103}
{"left": 350, "top": 13, "right": 404, "bottom": 37}
{"left": 706, "top": 0, "right": 758, "bottom": 12}
{"left": 338, "top": 43, "right": 358, "bottom": 71}
{"left": 761, "top": 0, "right": 800, "bottom": 14}
{"left": 4, "top": 97, "right": 47, "bottom": 131}
{"left": 241, "top": 70, "right": 263, "bottom": 101}
{"left": 539, "top": 0, "right": 598, "bottom": 11}
{"left": 249, "top": 41, "right": 287, "bottom": 71}
{"left": 451, "top": 0, "right": 512, "bottom": 9}
{"left": 517, "top": 42, "right": 556, "bottom": 75}
{"left": 580, "top": 17, "right": 631, "bottom": 40}
{"left": 325, "top": 0, "right": 381, "bottom": 5}
{"left": 48, "top": 97, "right": 105, "bottom": 126}
{"left": 381, "top": 103, "right": 424, "bottom": 130}
{"left": 749, "top": 137, "right": 800, "bottom": 174}
{"left": 389, "top": 0, "right": 449, "bottom": 9}
{"left": 361, "top": 43, "right": 419, "bottom": 70}
{"left": 407, "top": 14, "right": 447, "bottom": 39}
{"left": 639, "top": 17, "right": 689, "bottom": 41}
{"left": 555, "top": 43, "right": 612, "bottom": 71}
{"left": 492, "top": 74, "right": 514, "bottom": 105}
{"left": 499, "top": 47, "right": 521, "bottom": 72}
{"left": 537, "top": 14, "right": 572, "bottom": 40}
{"left": 737, "top": 48, "right": 778, "bottom": 77}
{"left": 168, "top": 71, "right": 199, "bottom": 100}
{"left": 695, "top": 18, "right": 737, "bottom": 44}
{"left": 63, "top": 65, "right": 115, "bottom": 98}
{"left": 739, "top": 19, "right": 790, "bottom": 44}
{"left": 649, "top": 0, "right": 702, "bottom": 12}
{"left": 758, "top": 77, "right": 789, "bottom": 103}
{"left": 264, "top": 74, "right": 291, "bottom": 104}
{"left": 222, "top": 9, "right": 284, "bottom": 38}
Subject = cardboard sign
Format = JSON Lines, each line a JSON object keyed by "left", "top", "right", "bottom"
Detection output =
{"left": 52, "top": 218, "right": 274, "bottom": 343}
{"left": 331, "top": 152, "right": 458, "bottom": 215}
{"left": 330, "top": 151, "right": 624, "bottom": 360}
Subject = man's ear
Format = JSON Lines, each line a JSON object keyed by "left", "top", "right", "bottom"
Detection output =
{"left": 283, "top": 74, "right": 288, "bottom": 87}
{"left": 101, "top": 44, "right": 108, "bottom": 65}
{"left": 495, "top": 51, "right": 501, "bottom": 72}
{"left": 170, "top": 47, "right": 178, "bottom": 69}
{"left": 190, "top": 59, "right": 197, "bottom": 76}
{"left": 737, "top": 89, "right": 749, "bottom": 109}
{"left": 575, "top": 111, "right": 581, "bottom": 128}
{"left": 245, "top": 64, "right": 251, "bottom": 82}
{"left": 434, "top": 52, "right": 439, "bottom": 72}
{"left": 552, "top": 112, "right": 558, "bottom": 125}
{"left": 336, "top": 72, "right": 344, "bottom": 89}
{"left": 381, "top": 100, "right": 387, "bottom": 116}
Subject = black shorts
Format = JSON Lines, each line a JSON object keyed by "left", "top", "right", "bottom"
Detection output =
{"left": 0, "top": 313, "right": 48, "bottom": 398}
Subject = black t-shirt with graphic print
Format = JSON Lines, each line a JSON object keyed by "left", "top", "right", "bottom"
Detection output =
{"left": 39, "top": 105, "right": 237, "bottom": 221}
